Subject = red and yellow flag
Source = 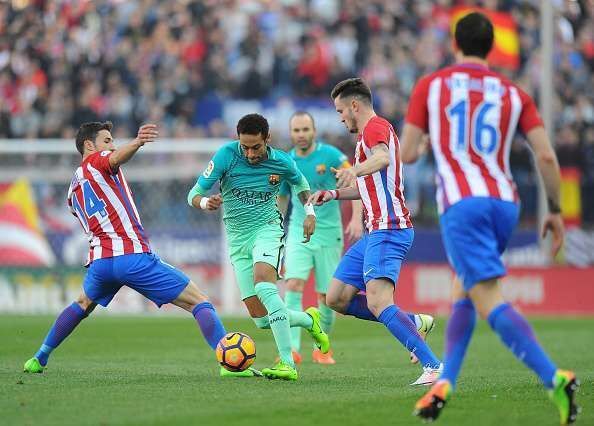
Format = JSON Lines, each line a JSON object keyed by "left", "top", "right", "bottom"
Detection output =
{"left": 450, "top": 6, "right": 520, "bottom": 71}
{"left": 0, "top": 179, "right": 56, "bottom": 266}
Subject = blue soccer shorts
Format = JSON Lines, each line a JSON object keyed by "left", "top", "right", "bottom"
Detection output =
{"left": 439, "top": 197, "right": 519, "bottom": 291}
{"left": 83, "top": 252, "right": 190, "bottom": 307}
{"left": 333, "top": 228, "right": 414, "bottom": 291}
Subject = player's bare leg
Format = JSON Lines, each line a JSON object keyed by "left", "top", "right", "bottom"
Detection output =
{"left": 24, "top": 292, "right": 96, "bottom": 373}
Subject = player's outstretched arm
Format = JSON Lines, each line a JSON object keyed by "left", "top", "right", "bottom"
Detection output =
{"left": 308, "top": 186, "right": 361, "bottom": 205}
{"left": 526, "top": 126, "right": 564, "bottom": 257}
{"left": 401, "top": 123, "right": 430, "bottom": 164}
{"left": 108, "top": 124, "right": 158, "bottom": 170}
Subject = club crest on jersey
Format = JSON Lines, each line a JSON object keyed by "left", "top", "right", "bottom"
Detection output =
{"left": 316, "top": 164, "right": 326, "bottom": 175}
{"left": 203, "top": 160, "right": 214, "bottom": 178}
{"left": 268, "top": 174, "right": 280, "bottom": 185}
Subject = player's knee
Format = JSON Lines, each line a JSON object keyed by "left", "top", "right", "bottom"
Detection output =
{"left": 325, "top": 293, "right": 346, "bottom": 313}
{"left": 75, "top": 294, "right": 95, "bottom": 314}
{"left": 286, "top": 279, "right": 305, "bottom": 292}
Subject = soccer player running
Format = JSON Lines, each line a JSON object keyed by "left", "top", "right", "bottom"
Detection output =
{"left": 309, "top": 78, "right": 443, "bottom": 386}
{"left": 188, "top": 113, "right": 329, "bottom": 381}
{"left": 24, "top": 122, "right": 241, "bottom": 377}
{"left": 402, "top": 13, "right": 579, "bottom": 423}
{"left": 277, "top": 111, "right": 364, "bottom": 365}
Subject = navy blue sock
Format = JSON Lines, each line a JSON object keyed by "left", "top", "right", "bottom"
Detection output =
{"left": 378, "top": 305, "right": 441, "bottom": 369}
{"left": 35, "top": 302, "right": 86, "bottom": 366}
{"left": 192, "top": 302, "right": 226, "bottom": 350}
{"left": 488, "top": 303, "right": 557, "bottom": 388}
{"left": 440, "top": 299, "right": 476, "bottom": 388}
{"left": 345, "top": 294, "right": 378, "bottom": 322}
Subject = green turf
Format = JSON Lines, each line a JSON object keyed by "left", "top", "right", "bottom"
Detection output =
{"left": 1, "top": 314, "right": 592, "bottom": 426}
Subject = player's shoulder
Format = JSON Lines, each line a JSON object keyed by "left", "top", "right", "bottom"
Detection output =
{"left": 218, "top": 140, "right": 241, "bottom": 155}
{"left": 271, "top": 146, "right": 293, "bottom": 163}
{"left": 318, "top": 141, "right": 341, "bottom": 155}
{"left": 365, "top": 116, "right": 393, "bottom": 134}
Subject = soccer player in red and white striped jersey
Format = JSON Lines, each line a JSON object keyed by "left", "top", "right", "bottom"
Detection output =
{"left": 401, "top": 12, "right": 578, "bottom": 422}
{"left": 23, "top": 122, "right": 253, "bottom": 378}
{"left": 309, "top": 78, "right": 442, "bottom": 386}
{"left": 67, "top": 129, "right": 150, "bottom": 264}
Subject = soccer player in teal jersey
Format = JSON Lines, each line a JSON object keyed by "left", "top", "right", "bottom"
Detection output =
{"left": 187, "top": 113, "right": 330, "bottom": 381}
{"left": 278, "top": 111, "right": 363, "bottom": 365}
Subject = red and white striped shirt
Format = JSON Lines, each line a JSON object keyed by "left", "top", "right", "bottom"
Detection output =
{"left": 67, "top": 151, "right": 150, "bottom": 265}
{"left": 355, "top": 116, "right": 412, "bottom": 232}
{"left": 406, "top": 63, "right": 543, "bottom": 213}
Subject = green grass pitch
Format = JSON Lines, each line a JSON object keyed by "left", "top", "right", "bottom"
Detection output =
{"left": 1, "top": 315, "right": 592, "bottom": 426}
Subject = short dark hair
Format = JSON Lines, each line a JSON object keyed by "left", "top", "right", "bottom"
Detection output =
{"left": 455, "top": 12, "right": 494, "bottom": 59}
{"left": 330, "top": 78, "right": 372, "bottom": 104}
{"left": 290, "top": 111, "right": 316, "bottom": 129}
{"left": 75, "top": 121, "right": 113, "bottom": 155}
{"left": 236, "top": 113, "right": 269, "bottom": 138}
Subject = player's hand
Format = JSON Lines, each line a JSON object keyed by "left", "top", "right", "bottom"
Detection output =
{"left": 542, "top": 213, "right": 564, "bottom": 258}
{"left": 302, "top": 215, "right": 316, "bottom": 243}
{"left": 307, "top": 190, "right": 334, "bottom": 206}
{"left": 135, "top": 124, "right": 158, "bottom": 146}
{"left": 206, "top": 194, "right": 223, "bottom": 211}
{"left": 345, "top": 218, "right": 363, "bottom": 242}
{"left": 331, "top": 167, "right": 357, "bottom": 188}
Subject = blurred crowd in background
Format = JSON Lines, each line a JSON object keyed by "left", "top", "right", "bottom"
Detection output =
{"left": 0, "top": 0, "right": 592, "bottom": 228}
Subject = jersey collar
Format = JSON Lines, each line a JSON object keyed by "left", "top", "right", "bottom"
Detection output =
{"left": 291, "top": 141, "right": 320, "bottom": 159}
{"left": 457, "top": 62, "right": 489, "bottom": 71}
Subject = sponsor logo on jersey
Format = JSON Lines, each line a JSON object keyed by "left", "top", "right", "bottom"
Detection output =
{"left": 315, "top": 164, "right": 326, "bottom": 175}
{"left": 231, "top": 188, "right": 274, "bottom": 205}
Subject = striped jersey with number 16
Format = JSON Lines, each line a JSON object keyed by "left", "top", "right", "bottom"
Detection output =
{"left": 405, "top": 63, "right": 543, "bottom": 214}
{"left": 67, "top": 150, "right": 150, "bottom": 265}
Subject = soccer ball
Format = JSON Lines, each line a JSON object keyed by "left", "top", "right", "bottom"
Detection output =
{"left": 216, "top": 332, "right": 256, "bottom": 372}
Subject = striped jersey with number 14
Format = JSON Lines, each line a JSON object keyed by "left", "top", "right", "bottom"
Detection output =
{"left": 67, "top": 151, "right": 150, "bottom": 265}
{"left": 406, "top": 63, "right": 543, "bottom": 213}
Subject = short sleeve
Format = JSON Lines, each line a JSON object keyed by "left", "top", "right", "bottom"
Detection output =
{"left": 87, "top": 151, "right": 114, "bottom": 174}
{"left": 284, "top": 157, "right": 304, "bottom": 186}
{"left": 196, "top": 146, "right": 231, "bottom": 194}
{"left": 362, "top": 119, "right": 390, "bottom": 149}
{"left": 517, "top": 87, "right": 544, "bottom": 134}
{"left": 281, "top": 156, "right": 310, "bottom": 194}
{"left": 278, "top": 180, "right": 291, "bottom": 196}
{"left": 405, "top": 75, "right": 431, "bottom": 131}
